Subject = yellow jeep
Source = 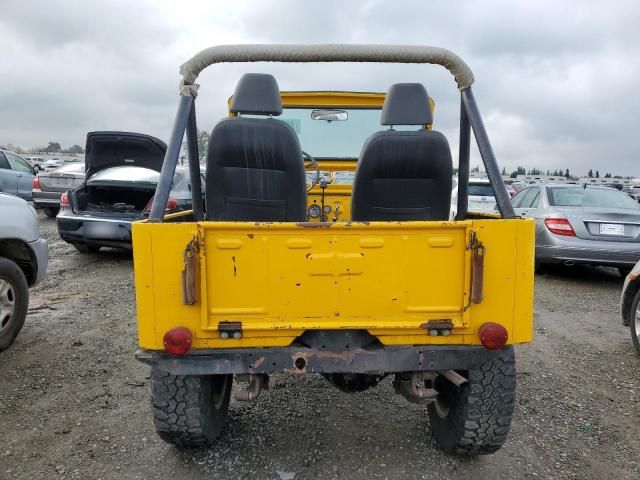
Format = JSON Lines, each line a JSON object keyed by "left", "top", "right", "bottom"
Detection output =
{"left": 133, "top": 44, "right": 534, "bottom": 456}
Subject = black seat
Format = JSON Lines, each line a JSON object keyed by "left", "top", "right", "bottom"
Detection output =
{"left": 205, "top": 73, "right": 306, "bottom": 221}
{"left": 351, "top": 83, "right": 453, "bottom": 221}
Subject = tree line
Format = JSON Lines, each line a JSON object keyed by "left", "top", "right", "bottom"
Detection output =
{"left": 2, "top": 142, "right": 84, "bottom": 155}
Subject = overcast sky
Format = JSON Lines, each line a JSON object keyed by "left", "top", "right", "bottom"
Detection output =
{"left": 2, "top": 0, "right": 639, "bottom": 176}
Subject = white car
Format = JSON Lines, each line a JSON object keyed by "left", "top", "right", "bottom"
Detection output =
{"left": 43, "top": 158, "right": 64, "bottom": 171}
{"left": 468, "top": 179, "right": 496, "bottom": 213}
{"left": 0, "top": 193, "right": 48, "bottom": 351}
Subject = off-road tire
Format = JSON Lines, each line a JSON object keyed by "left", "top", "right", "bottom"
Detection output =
{"left": 42, "top": 207, "right": 59, "bottom": 218}
{"left": 428, "top": 347, "right": 516, "bottom": 456}
{"left": 0, "top": 257, "right": 29, "bottom": 352}
{"left": 151, "top": 368, "right": 232, "bottom": 448}
{"left": 629, "top": 289, "right": 640, "bottom": 356}
{"left": 72, "top": 243, "right": 101, "bottom": 254}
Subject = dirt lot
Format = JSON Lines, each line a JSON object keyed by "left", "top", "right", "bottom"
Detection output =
{"left": 1, "top": 212, "right": 640, "bottom": 480}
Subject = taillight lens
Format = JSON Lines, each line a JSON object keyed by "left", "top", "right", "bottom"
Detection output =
{"left": 479, "top": 322, "right": 508, "bottom": 350}
{"left": 544, "top": 217, "right": 576, "bottom": 237}
{"left": 144, "top": 197, "right": 178, "bottom": 213}
{"left": 60, "top": 192, "right": 70, "bottom": 207}
{"left": 163, "top": 327, "right": 193, "bottom": 356}
{"left": 33, "top": 176, "right": 41, "bottom": 190}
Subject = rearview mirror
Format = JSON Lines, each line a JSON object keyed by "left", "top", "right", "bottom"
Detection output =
{"left": 311, "top": 109, "right": 348, "bottom": 122}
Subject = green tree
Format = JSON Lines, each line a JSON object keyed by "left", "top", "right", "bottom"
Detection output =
{"left": 47, "top": 142, "right": 61, "bottom": 152}
{"left": 596, "top": 170, "right": 600, "bottom": 178}
{"left": 565, "top": 169, "right": 570, "bottom": 178}
{"left": 67, "top": 144, "right": 84, "bottom": 154}
{"left": 588, "top": 169, "right": 593, "bottom": 178}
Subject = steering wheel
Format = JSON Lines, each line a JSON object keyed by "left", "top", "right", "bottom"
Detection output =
{"left": 302, "top": 150, "right": 320, "bottom": 192}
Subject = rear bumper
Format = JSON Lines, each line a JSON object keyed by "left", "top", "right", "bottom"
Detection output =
{"left": 135, "top": 345, "right": 506, "bottom": 375}
{"left": 32, "top": 190, "right": 62, "bottom": 208}
{"left": 57, "top": 214, "right": 134, "bottom": 249}
{"left": 537, "top": 233, "right": 640, "bottom": 267}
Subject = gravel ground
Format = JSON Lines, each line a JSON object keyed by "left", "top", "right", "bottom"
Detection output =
{"left": 1, "top": 212, "right": 639, "bottom": 479}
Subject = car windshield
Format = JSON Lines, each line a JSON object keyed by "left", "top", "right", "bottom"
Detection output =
{"left": 251, "top": 107, "right": 416, "bottom": 159}
{"left": 547, "top": 187, "right": 640, "bottom": 209}
{"left": 54, "top": 163, "right": 85, "bottom": 174}
{"left": 89, "top": 166, "right": 159, "bottom": 184}
{"left": 468, "top": 184, "right": 494, "bottom": 197}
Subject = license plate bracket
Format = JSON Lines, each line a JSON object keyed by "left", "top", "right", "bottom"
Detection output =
{"left": 599, "top": 223, "right": 625, "bottom": 236}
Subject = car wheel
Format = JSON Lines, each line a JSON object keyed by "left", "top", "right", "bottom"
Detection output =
{"left": 72, "top": 243, "right": 101, "bottom": 254}
{"left": 42, "top": 207, "right": 60, "bottom": 218}
{"left": 151, "top": 368, "right": 232, "bottom": 447}
{"left": 0, "top": 257, "right": 29, "bottom": 352}
{"left": 428, "top": 347, "right": 516, "bottom": 456}
{"left": 630, "top": 289, "right": 640, "bottom": 356}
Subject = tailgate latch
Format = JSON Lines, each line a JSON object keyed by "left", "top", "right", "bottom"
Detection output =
{"left": 469, "top": 232, "right": 485, "bottom": 304}
{"left": 181, "top": 235, "right": 199, "bottom": 305}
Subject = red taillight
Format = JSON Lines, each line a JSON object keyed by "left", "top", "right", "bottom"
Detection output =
{"left": 60, "top": 192, "right": 70, "bottom": 207}
{"left": 163, "top": 327, "right": 193, "bottom": 356}
{"left": 33, "top": 176, "right": 41, "bottom": 190}
{"left": 544, "top": 217, "right": 576, "bottom": 237}
{"left": 479, "top": 322, "right": 508, "bottom": 350}
{"left": 144, "top": 197, "right": 178, "bottom": 213}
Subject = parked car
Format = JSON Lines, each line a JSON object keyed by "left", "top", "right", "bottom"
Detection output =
{"left": 621, "top": 261, "right": 640, "bottom": 354}
{"left": 0, "top": 193, "right": 48, "bottom": 352}
{"left": 25, "top": 156, "right": 46, "bottom": 173}
{"left": 42, "top": 158, "right": 65, "bottom": 172}
{"left": 511, "top": 184, "right": 640, "bottom": 276}
{"left": 510, "top": 181, "right": 528, "bottom": 191}
{"left": 0, "top": 148, "right": 35, "bottom": 201}
{"left": 32, "top": 163, "right": 85, "bottom": 217}
{"left": 57, "top": 131, "right": 198, "bottom": 252}
{"left": 468, "top": 178, "right": 497, "bottom": 213}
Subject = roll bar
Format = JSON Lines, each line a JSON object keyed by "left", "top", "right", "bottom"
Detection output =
{"left": 149, "top": 44, "right": 516, "bottom": 221}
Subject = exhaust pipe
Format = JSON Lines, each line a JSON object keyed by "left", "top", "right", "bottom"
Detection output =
{"left": 563, "top": 260, "right": 575, "bottom": 267}
{"left": 234, "top": 374, "right": 266, "bottom": 401}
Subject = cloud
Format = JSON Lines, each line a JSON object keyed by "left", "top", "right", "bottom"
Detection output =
{"left": 0, "top": 0, "right": 638, "bottom": 176}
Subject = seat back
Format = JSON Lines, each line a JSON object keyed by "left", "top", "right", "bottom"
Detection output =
{"left": 205, "top": 73, "right": 306, "bottom": 221}
{"left": 351, "top": 83, "right": 453, "bottom": 221}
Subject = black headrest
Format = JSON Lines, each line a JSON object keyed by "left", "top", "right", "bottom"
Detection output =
{"left": 380, "top": 83, "right": 433, "bottom": 126}
{"left": 229, "top": 73, "right": 283, "bottom": 116}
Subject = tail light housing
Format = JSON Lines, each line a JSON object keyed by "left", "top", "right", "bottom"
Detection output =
{"left": 163, "top": 327, "right": 193, "bottom": 356}
{"left": 544, "top": 217, "right": 576, "bottom": 237}
{"left": 60, "top": 192, "right": 70, "bottom": 207}
{"left": 479, "top": 322, "right": 508, "bottom": 350}
{"left": 144, "top": 197, "right": 178, "bottom": 213}
{"left": 33, "top": 176, "right": 41, "bottom": 190}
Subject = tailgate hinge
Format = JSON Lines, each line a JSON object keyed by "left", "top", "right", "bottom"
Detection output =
{"left": 181, "top": 235, "right": 199, "bottom": 305}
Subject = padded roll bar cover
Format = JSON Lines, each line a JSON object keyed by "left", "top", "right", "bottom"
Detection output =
{"left": 380, "top": 83, "right": 433, "bottom": 126}
{"left": 179, "top": 44, "right": 475, "bottom": 93}
{"left": 230, "top": 73, "right": 283, "bottom": 116}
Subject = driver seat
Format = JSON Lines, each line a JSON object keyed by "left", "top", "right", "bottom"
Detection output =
{"left": 205, "top": 73, "right": 307, "bottom": 221}
{"left": 351, "top": 83, "right": 453, "bottom": 221}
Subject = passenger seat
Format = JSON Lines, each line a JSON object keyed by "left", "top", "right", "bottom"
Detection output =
{"left": 351, "top": 83, "right": 453, "bottom": 221}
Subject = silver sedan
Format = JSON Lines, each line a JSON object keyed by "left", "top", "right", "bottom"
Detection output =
{"left": 511, "top": 183, "right": 640, "bottom": 277}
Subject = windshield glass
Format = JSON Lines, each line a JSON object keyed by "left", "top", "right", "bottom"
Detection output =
{"left": 54, "top": 163, "right": 85, "bottom": 174}
{"left": 257, "top": 108, "right": 417, "bottom": 158}
{"left": 468, "top": 184, "right": 494, "bottom": 197}
{"left": 89, "top": 166, "right": 159, "bottom": 184}
{"left": 548, "top": 187, "right": 640, "bottom": 209}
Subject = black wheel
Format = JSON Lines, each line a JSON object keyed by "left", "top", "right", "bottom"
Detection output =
{"left": 0, "top": 257, "right": 29, "bottom": 352}
{"left": 618, "top": 267, "right": 633, "bottom": 279}
{"left": 72, "top": 243, "right": 101, "bottom": 253}
{"left": 151, "top": 368, "right": 232, "bottom": 448}
{"left": 428, "top": 347, "right": 516, "bottom": 456}
{"left": 629, "top": 289, "right": 640, "bottom": 356}
{"left": 42, "top": 207, "right": 60, "bottom": 218}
